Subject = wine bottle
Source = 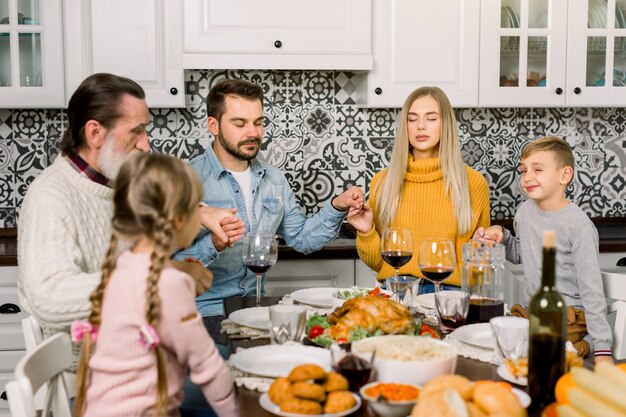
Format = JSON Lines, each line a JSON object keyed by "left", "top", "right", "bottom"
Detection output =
{"left": 528, "top": 230, "right": 567, "bottom": 410}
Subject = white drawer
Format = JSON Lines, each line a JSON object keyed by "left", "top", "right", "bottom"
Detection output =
{"left": 0, "top": 313, "right": 26, "bottom": 350}
{"left": 0, "top": 287, "right": 20, "bottom": 309}
{"left": 0, "top": 267, "right": 19, "bottom": 287}
{"left": 0, "top": 372, "right": 14, "bottom": 410}
{"left": 0, "top": 351, "right": 24, "bottom": 373}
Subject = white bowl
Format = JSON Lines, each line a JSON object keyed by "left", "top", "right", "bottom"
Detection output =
{"left": 352, "top": 335, "right": 457, "bottom": 386}
{"left": 359, "top": 381, "right": 420, "bottom": 417}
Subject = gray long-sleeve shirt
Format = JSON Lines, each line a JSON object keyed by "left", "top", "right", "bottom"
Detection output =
{"left": 502, "top": 199, "right": 613, "bottom": 354}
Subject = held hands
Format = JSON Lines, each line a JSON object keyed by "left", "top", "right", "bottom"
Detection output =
{"left": 472, "top": 225, "right": 504, "bottom": 243}
{"left": 171, "top": 258, "right": 213, "bottom": 296}
{"left": 331, "top": 186, "right": 365, "bottom": 212}
{"left": 347, "top": 202, "right": 373, "bottom": 234}
{"left": 199, "top": 205, "right": 246, "bottom": 252}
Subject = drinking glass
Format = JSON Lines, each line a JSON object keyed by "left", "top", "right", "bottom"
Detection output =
{"left": 434, "top": 289, "right": 470, "bottom": 334}
{"left": 242, "top": 232, "right": 278, "bottom": 306}
{"left": 330, "top": 344, "right": 375, "bottom": 392}
{"left": 381, "top": 228, "right": 414, "bottom": 303}
{"left": 269, "top": 304, "right": 306, "bottom": 344}
{"left": 490, "top": 316, "right": 529, "bottom": 362}
{"left": 418, "top": 238, "right": 455, "bottom": 292}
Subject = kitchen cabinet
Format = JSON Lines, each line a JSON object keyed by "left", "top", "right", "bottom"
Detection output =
{"left": 0, "top": 0, "right": 65, "bottom": 108}
{"left": 0, "top": 266, "right": 24, "bottom": 416}
{"left": 264, "top": 259, "right": 354, "bottom": 297}
{"left": 362, "top": 0, "right": 480, "bottom": 107}
{"left": 182, "top": 0, "right": 372, "bottom": 70}
{"left": 63, "top": 0, "right": 185, "bottom": 108}
{"left": 480, "top": 0, "right": 626, "bottom": 107}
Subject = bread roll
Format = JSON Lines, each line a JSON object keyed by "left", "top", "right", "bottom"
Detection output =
{"left": 421, "top": 375, "right": 474, "bottom": 401}
{"left": 472, "top": 381, "right": 526, "bottom": 417}
{"left": 411, "top": 388, "right": 469, "bottom": 417}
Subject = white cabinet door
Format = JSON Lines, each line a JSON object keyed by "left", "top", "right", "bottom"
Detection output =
{"left": 365, "top": 0, "right": 480, "bottom": 107}
{"left": 0, "top": 0, "right": 65, "bottom": 108}
{"left": 183, "top": 0, "right": 372, "bottom": 70}
{"left": 64, "top": 0, "right": 184, "bottom": 108}
{"left": 355, "top": 260, "right": 378, "bottom": 288}
{"left": 566, "top": 0, "right": 626, "bottom": 106}
{"left": 264, "top": 260, "right": 354, "bottom": 297}
{"left": 479, "top": 0, "right": 568, "bottom": 107}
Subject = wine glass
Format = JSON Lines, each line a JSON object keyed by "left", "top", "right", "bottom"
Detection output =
{"left": 242, "top": 232, "right": 278, "bottom": 306}
{"left": 418, "top": 238, "right": 455, "bottom": 293}
{"left": 380, "top": 228, "right": 414, "bottom": 305}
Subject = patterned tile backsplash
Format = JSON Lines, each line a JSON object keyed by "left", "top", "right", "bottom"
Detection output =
{"left": 0, "top": 70, "right": 625, "bottom": 227}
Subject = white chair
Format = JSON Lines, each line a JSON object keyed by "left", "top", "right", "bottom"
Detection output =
{"left": 5, "top": 332, "right": 72, "bottom": 417}
{"left": 21, "top": 316, "right": 46, "bottom": 410}
{"left": 602, "top": 270, "right": 626, "bottom": 360}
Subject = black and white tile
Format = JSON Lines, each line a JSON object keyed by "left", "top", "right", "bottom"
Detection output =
{"left": 1, "top": 69, "right": 624, "bottom": 226}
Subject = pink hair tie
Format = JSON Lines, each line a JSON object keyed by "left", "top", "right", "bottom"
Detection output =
{"left": 71, "top": 320, "right": 98, "bottom": 343}
{"left": 139, "top": 324, "right": 160, "bottom": 351}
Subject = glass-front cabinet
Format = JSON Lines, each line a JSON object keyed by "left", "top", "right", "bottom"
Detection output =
{"left": 0, "top": 0, "right": 64, "bottom": 107}
{"left": 480, "top": 0, "right": 626, "bottom": 107}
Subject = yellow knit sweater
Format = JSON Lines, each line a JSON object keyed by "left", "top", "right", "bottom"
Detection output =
{"left": 356, "top": 157, "right": 491, "bottom": 287}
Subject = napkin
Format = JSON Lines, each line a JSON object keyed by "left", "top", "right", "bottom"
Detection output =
{"left": 444, "top": 330, "right": 502, "bottom": 365}
{"left": 221, "top": 318, "right": 270, "bottom": 340}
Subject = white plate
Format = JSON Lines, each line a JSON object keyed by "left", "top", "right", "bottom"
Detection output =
{"left": 259, "top": 392, "right": 361, "bottom": 417}
{"left": 228, "top": 307, "right": 270, "bottom": 330}
{"left": 497, "top": 363, "right": 528, "bottom": 387}
{"left": 290, "top": 287, "right": 340, "bottom": 308}
{"left": 512, "top": 387, "right": 531, "bottom": 408}
{"left": 412, "top": 293, "right": 435, "bottom": 310}
{"left": 229, "top": 345, "right": 331, "bottom": 378}
{"left": 454, "top": 323, "right": 496, "bottom": 350}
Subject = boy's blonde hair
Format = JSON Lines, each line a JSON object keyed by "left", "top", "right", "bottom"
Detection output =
{"left": 74, "top": 153, "right": 203, "bottom": 417}
{"left": 375, "top": 86, "right": 472, "bottom": 234}
{"left": 521, "top": 136, "right": 575, "bottom": 183}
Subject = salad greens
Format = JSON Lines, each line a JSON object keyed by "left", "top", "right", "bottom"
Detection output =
{"left": 335, "top": 286, "right": 373, "bottom": 300}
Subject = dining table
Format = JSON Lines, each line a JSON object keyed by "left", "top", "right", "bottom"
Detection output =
{"left": 220, "top": 296, "right": 567, "bottom": 417}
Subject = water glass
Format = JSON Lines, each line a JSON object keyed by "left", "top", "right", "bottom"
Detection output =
{"left": 489, "top": 316, "right": 529, "bottom": 361}
{"left": 434, "top": 290, "right": 470, "bottom": 334}
{"left": 385, "top": 275, "right": 417, "bottom": 308}
{"left": 269, "top": 304, "right": 306, "bottom": 344}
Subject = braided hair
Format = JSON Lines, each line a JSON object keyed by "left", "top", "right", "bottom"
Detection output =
{"left": 74, "top": 153, "right": 203, "bottom": 416}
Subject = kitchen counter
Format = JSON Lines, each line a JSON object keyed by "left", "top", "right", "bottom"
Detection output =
{"left": 2, "top": 217, "right": 625, "bottom": 266}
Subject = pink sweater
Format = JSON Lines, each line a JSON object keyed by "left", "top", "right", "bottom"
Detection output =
{"left": 84, "top": 250, "right": 239, "bottom": 416}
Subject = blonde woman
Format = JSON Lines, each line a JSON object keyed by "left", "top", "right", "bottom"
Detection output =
{"left": 73, "top": 153, "right": 238, "bottom": 417}
{"left": 349, "top": 86, "right": 491, "bottom": 293}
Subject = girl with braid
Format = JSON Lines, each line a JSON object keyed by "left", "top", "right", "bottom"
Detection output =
{"left": 72, "top": 153, "right": 239, "bottom": 417}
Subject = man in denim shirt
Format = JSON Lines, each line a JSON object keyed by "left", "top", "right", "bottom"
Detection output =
{"left": 175, "top": 79, "right": 364, "bottom": 321}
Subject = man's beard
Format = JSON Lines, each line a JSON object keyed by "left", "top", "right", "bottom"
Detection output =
{"left": 217, "top": 127, "right": 261, "bottom": 161}
{"left": 97, "top": 135, "right": 138, "bottom": 180}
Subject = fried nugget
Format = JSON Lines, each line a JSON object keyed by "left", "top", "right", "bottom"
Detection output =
{"left": 268, "top": 377, "right": 294, "bottom": 405}
{"left": 280, "top": 398, "right": 323, "bottom": 415}
{"left": 291, "top": 381, "right": 326, "bottom": 402}
{"left": 324, "top": 390, "right": 357, "bottom": 414}
{"left": 287, "top": 364, "right": 326, "bottom": 382}
{"left": 322, "top": 371, "right": 349, "bottom": 392}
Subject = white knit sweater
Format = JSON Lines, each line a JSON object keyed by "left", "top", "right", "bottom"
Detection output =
{"left": 18, "top": 156, "right": 113, "bottom": 335}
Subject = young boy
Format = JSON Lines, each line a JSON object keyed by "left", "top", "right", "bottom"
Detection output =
{"left": 474, "top": 136, "right": 613, "bottom": 364}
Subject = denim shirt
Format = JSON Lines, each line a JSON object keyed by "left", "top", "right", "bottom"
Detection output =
{"left": 174, "top": 143, "right": 346, "bottom": 316}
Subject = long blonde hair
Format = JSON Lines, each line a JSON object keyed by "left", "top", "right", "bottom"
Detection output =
{"left": 375, "top": 86, "right": 471, "bottom": 234}
{"left": 74, "top": 153, "right": 204, "bottom": 417}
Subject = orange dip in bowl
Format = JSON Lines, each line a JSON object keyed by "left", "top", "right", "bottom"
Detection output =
{"left": 363, "top": 383, "right": 420, "bottom": 402}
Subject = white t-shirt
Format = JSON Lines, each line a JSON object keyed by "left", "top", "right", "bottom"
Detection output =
{"left": 228, "top": 167, "right": 253, "bottom": 223}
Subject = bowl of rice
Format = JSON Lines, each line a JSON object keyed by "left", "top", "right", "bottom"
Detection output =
{"left": 352, "top": 335, "right": 457, "bottom": 386}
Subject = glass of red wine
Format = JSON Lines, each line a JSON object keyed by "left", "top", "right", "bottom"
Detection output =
{"left": 418, "top": 237, "right": 455, "bottom": 293}
{"left": 330, "top": 344, "right": 374, "bottom": 392}
{"left": 380, "top": 228, "right": 414, "bottom": 305}
{"left": 242, "top": 232, "right": 278, "bottom": 306}
{"left": 434, "top": 289, "right": 470, "bottom": 334}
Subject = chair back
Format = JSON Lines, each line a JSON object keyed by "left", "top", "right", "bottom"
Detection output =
{"left": 21, "top": 316, "right": 46, "bottom": 409}
{"left": 6, "top": 332, "right": 72, "bottom": 417}
{"left": 602, "top": 270, "right": 626, "bottom": 360}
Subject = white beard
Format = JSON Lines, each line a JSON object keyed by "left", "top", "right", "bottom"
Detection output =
{"left": 97, "top": 135, "right": 137, "bottom": 181}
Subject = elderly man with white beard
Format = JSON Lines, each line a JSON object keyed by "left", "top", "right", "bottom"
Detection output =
{"left": 17, "top": 73, "right": 226, "bottom": 380}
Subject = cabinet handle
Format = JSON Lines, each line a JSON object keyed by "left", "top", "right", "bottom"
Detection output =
{"left": 375, "top": 87, "right": 383, "bottom": 95}
{"left": 0, "top": 390, "right": 6, "bottom": 401}
{"left": 574, "top": 87, "right": 581, "bottom": 94}
{"left": 0, "top": 302, "right": 20, "bottom": 314}
{"left": 555, "top": 87, "right": 563, "bottom": 95}
{"left": 617, "top": 257, "right": 626, "bottom": 266}
{"left": 274, "top": 40, "right": 282, "bottom": 48}
{"left": 169, "top": 87, "right": 178, "bottom": 96}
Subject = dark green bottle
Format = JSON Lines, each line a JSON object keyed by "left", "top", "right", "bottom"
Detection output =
{"left": 528, "top": 230, "right": 566, "bottom": 410}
